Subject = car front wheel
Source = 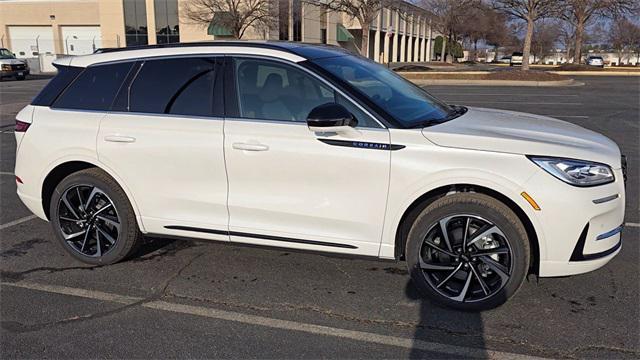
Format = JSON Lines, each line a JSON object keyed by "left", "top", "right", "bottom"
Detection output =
{"left": 405, "top": 192, "right": 530, "bottom": 311}
{"left": 50, "top": 168, "right": 142, "bottom": 265}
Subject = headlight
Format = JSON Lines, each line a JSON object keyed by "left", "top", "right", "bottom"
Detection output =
{"left": 529, "top": 156, "right": 614, "bottom": 187}
{"left": 1, "top": 64, "right": 11, "bottom": 71}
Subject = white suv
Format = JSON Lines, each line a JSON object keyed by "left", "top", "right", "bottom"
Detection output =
{"left": 14, "top": 42, "right": 626, "bottom": 310}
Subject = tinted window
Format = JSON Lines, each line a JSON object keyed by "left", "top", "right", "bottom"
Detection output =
{"left": 53, "top": 62, "right": 132, "bottom": 111}
{"left": 313, "top": 55, "right": 452, "bottom": 128}
{"left": 32, "top": 65, "right": 83, "bottom": 106}
{"left": 129, "top": 57, "right": 218, "bottom": 117}
{"left": 234, "top": 58, "right": 379, "bottom": 128}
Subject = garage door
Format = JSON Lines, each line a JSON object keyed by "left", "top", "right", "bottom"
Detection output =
{"left": 8, "top": 26, "right": 55, "bottom": 58}
{"left": 61, "top": 26, "right": 102, "bottom": 55}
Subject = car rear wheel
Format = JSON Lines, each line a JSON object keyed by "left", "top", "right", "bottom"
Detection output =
{"left": 50, "top": 168, "right": 142, "bottom": 265}
{"left": 405, "top": 192, "right": 530, "bottom": 311}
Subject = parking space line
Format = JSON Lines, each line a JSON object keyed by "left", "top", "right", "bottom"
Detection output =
{"left": 0, "top": 172, "right": 14, "bottom": 176}
{"left": 0, "top": 215, "right": 38, "bottom": 230}
{"left": 626, "top": 222, "right": 640, "bottom": 228}
{"left": 1, "top": 281, "right": 544, "bottom": 360}
{"left": 452, "top": 101, "right": 583, "bottom": 105}
{"left": 432, "top": 93, "right": 579, "bottom": 97}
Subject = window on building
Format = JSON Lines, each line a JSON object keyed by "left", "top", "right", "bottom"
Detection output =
{"left": 53, "top": 62, "right": 133, "bottom": 111}
{"left": 154, "top": 0, "right": 180, "bottom": 44}
{"left": 129, "top": 57, "right": 220, "bottom": 117}
{"left": 292, "top": 0, "right": 302, "bottom": 41}
{"left": 123, "top": 0, "right": 148, "bottom": 46}
{"left": 278, "top": 0, "right": 289, "bottom": 40}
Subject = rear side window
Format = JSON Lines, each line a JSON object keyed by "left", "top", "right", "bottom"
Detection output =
{"left": 53, "top": 62, "right": 133, "bottom": 111}
{"left": 31, "top": 65, "right": 83, "bottom": 106}
{"left": 129, "top": 57, "right": 220, "bottom": 117}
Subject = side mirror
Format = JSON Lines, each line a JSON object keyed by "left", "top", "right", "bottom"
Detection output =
{"left": 307, "top": 103, "right": 358, "bottom": 133}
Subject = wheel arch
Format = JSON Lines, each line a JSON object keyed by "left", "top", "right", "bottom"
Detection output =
{"left": 394, "top": 184, "right": 540, "bottom": 275}
{"left": 41, "top": 160, "right": 145, "bottom": 232}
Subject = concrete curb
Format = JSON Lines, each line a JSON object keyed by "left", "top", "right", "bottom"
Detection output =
{"left": 549, "top": 71, "right": 640, "bottom": 76}
{"left": 408, "top": 79, "right": 583, "bottom": 87}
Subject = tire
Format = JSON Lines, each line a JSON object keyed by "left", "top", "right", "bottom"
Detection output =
{"left": 405, "top": 192, "right": 530, "bottom": 311}
{"left": 50, "top": 168, "right": 142, "bottom": 265}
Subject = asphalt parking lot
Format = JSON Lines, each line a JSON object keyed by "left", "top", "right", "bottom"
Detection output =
{"left": 0, "top": 76, "right": 638, "bottom": 359}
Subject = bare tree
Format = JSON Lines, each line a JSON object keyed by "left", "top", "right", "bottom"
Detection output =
{"left": 458, "top": 4, "right": 509, "bottom": 61}
{"left": 609, "top": 16, "right": 640, "bottom": 65}
{"left": 421, "top": 0, "right": 478, "bottom": 63}
{"left": 321, "top": 0, "right": 406, "bottom": 57}
{"left": 492, "top": 0, "right": 563, "bottom": 70}
{"left": 181, "top": 0, "right": 275, "bottom": 39}
{"left": 530, "top": 20, "right": 561, "bottom": 63}
{"left": 560, "top": 0, "right": 637, "bottom": 64}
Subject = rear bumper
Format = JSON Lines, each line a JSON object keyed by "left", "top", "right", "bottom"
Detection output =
{"left": 17, "top": 189, "right": 47, "bottom": 221}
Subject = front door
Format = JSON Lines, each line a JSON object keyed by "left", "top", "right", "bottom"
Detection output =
{"left": 224, "top": 57, "right": 391, "bottom": 255}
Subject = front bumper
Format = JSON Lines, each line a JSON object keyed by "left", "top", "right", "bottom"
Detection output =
{"left": 0, "top": 68, "right": 29, "bottom": 78}
{"left": 524, "top": 167, "right": 626, "bottom": 277}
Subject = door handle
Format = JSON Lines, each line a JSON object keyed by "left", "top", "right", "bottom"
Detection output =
{"left": 104, "top": 135, "right": 136, "bottom": 143}
{"left": 232, "top": 142, "right": 269, "bottom": 151}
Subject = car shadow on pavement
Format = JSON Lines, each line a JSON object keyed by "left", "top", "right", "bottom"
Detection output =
{"left": 404, "top": 280, "right": 489, "bottom": 359}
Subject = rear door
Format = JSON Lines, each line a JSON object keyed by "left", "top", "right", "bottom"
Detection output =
{"left": 97, "top": 56, "right": 229, "bottom": 241}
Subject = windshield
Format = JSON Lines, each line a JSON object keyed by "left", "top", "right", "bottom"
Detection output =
{"left": 312, "top": 55, "right": 454, "bottom": 128}
{"left": 0, "top": 49, "right": 15, "bottom": 59}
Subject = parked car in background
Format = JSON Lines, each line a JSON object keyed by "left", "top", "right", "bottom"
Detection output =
{"left": 510, "top": 52, "right": 523, "bottom": 66}
{"left": 0, "top": 48, "right": 29, "bottom": 80}
{"left": 497, "top": 56, "right": 511, "bottom": 64}
{"left": 14, "top": 42, "right": 626, "bottom": 311}
{"left": 587, "top": 56, "right": 605, "bottom": 68}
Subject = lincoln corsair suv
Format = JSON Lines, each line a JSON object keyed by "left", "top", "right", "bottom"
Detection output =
{"left": 14, "top": 42, "right": 626, "bottom": 310}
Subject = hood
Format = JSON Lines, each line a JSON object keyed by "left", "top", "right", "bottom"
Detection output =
{"left": 0, "top": 58, "right": 26, "bottom": 65}
{"left": 422, "top": 107, "right": 621, "bottom": 168}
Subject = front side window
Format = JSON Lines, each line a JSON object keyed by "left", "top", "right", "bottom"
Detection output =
{"left": 234, "top": 58, "right": 380, "bottom": 128}
{"left": 313, "top": 55, "right": 452, "bottom": 128}
{"left": 129, "top": 57, "right": 220, "bottom": 117}
{"left": 53, "top": 62, "right": 133, "bottom": 111}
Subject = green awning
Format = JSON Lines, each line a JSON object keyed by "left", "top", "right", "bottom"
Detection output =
{"left": 208, "top": 13, "right": 233, "bottom": 36}
{"left": 336, "top": 24, "right": 354, "bottom": 42}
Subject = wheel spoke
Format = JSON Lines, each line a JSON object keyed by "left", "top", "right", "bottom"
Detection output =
{"left": 95, "top": 227, "right": 102, "bottom": 257}
{"left": 63, "top": 229, "right": 86, "bottom": 240}
{"left": 424, "top": 240, "right": 457, "bottom": 257}
{"left": 439, "top": 218, "right": 453, "bottom": 252}
{"left": 80, "top": 228, "right": 90, "bottom": 252}
{"left": 419, "top": 255, "right": 456, "bottom": 271}
{"left": 61, "top": 194, "right": 81, "bottom": 220}
{"left": 462, "top": 217, "right": 471, "bottom": 249}
{"left": 96, "top": 215, "right": 120, "bottom": 231}
{"left": 76, "top": 187, "right": 85, "bottom": 210}
{"left": 466, "top": 225, "right": 503, "bottom": 247}
{"left": 97, "top": 226, "right": 117, "bottom": 245}
{"left": 92, "top": 203, "right": 113, "bottom": 218}
{"left": 452, "top": 270, "right": 473, "bottom": 302}
{"left": 59, "top": 216, "right": 79, "bottom": 222}
{"left": 474, "top": 247, "right": 509, "bottom": 257}
{"left": 479, "top": 256, "right": 510, "bottom": 282}
{"left": 85, "top": 187, "right": 100, "bottom": 211}
{"left": 436, "top": 262, "right": 463, "bottom": 288}
{"left": 469, "top": 263, "right": 490, "bottom": 296}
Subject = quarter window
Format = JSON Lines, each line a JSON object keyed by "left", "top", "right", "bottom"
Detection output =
{"left": 53, "top": 62, "right": 133, "bottom": 111}
{"left": 129, "top": 57, "right": 220, "bottom": 117}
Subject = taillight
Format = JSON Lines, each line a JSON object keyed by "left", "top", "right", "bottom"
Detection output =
{"left": 15, "top": 120, "right": 30, "bottom": 132}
